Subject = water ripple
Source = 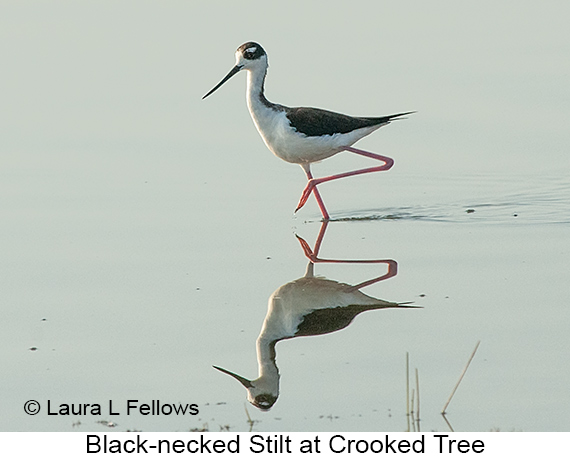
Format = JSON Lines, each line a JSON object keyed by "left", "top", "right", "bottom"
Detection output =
{"left": 331, "top": 172, "right": 570, "bottom": 225}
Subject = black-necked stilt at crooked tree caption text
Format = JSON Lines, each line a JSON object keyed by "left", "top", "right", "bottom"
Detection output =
{"left": 203, "top": 42, "right": 414, "bottom": 220}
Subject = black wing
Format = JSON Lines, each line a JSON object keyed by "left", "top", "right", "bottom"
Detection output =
{"left": 286, "top": 107, "right": 414, "bottom": 137}
{"left": 294, "top": 305, "right": 377, "bottom": 337}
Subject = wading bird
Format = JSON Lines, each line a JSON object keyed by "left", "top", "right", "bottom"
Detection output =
{"left": 213, "top": 222, "right": 418, "bottom": 410}
{"left": 202, "top": 42, "right": 414, "bottom": 220}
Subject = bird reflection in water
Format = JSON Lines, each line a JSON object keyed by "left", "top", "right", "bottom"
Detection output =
{"left": 214, "top": 222, "right": 418, "bottom": 410}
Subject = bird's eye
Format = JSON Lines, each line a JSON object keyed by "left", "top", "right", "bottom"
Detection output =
{"left": 243, "top": 47, "right": 257, "bottom": 59}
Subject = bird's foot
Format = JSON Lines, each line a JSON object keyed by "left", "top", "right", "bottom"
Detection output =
{"left": 295, "top": 234, "right": 318, "bottom": 262}
{"left": 295, "top": 181, "right": 316, "bottom": 213}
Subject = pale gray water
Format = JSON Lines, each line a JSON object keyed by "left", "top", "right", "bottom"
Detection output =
{"left": 1, "top": 1, "right": 569, "bottom": 432}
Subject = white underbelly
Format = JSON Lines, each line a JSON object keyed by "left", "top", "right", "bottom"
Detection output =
{"left": 262, "top": 125, "right": 347, "bottom": 164}
{"left": 249, "top": 107, "right": 379, "bottom": 164}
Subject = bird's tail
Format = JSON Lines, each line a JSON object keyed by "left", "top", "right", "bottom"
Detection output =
{"left": 361, "top": 111, "right": 416, "bottom": 126}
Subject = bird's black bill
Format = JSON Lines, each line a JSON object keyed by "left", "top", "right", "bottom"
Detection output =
{"left": 202, "top": 65, "right": 243, "bottom": 99}
{"left": 212, "top": 365, "right": 253, "bottom": 388}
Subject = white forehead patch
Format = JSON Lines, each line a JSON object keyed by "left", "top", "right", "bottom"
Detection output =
{"left": 245, "top": 46, "right": 257, "bottom": 53}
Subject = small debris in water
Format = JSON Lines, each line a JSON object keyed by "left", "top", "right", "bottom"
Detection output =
{"left": 190, "top": 424, "right": 210, "bottom": 432}
{"left": 96, "top": 420, "right": 118, "bottom": 428}
{"left": 419, "top": 294, "right": 426, "bottom": 298}
{"left": 466, "top": 208, "right": 475, "bottom": 213}
{"left": 513, "top": 213, "right": 518, "bottom": 217}
{"left": 29, "top": 347, "right": 38, "bottom": 351}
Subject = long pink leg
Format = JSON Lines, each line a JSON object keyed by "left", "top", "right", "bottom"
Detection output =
{"left": 296, "top": 147, "right": 394, "bottom": 215}
{"left": 295, "top": 220, "right": 398, "bottom": 289}
{"left": 301, "top": 163, "right": 330, "bottom": 220}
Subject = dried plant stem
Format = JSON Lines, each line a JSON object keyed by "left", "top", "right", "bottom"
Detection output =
{"left": 244, "top": 404, "right": 256, "bottom": 432}
{"left": 406, "top": 352, "right": 410, "bottom": 432}
{"left": 410, "top": 389, "right": 415, "bottom": 432}
{"left": 415, "top": 368, "right": 421, "bottom": 432}
{"left": 441, "top": 340, "right": 481, "bottom": 415}
{"left": 442, "top": 411, "right": 455, "bottom": 432}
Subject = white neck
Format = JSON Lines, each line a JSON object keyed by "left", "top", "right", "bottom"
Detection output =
{"left": 254, "top": 336, "right": 279, "bottom": 391}
{"left": 246, "top": 66, "right": 268, "bottom": 111}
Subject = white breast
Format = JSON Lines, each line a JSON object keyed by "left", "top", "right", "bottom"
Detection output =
{"left": 248, "top": 100, "right": 382, "bottom": 164}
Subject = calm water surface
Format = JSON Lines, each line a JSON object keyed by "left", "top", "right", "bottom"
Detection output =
{"left": 2, "top": 0, "right": 569, "bottom": 433}
{"left": 2, "top": 164, "right": 568, "bottom": 432}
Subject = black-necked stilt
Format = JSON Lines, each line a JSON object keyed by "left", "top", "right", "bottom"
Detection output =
{"left": 203, "top": 42, "right": 414, "bottom": 220}
{"left": 213, "top": 222, "right": 418, "bottom": 410}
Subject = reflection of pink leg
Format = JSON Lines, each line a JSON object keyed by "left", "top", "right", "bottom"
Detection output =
{"left": 296, "top": 220, "right": 329, "bottom": 260}
{"left": 295, "top": 221, "right": 398, "bottom": 289}
{"left": 349, "top": 260, "right": 397, "bottom": 290}
{"left": 296, "top": 147, "right": 394, "bottom": 215}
